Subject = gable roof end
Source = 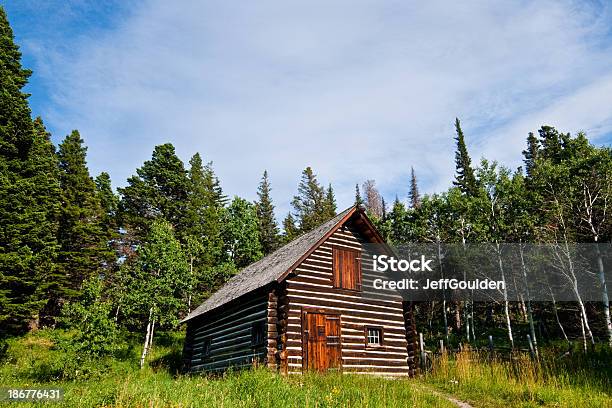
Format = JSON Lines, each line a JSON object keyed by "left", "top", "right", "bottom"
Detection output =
{"left": 181, "top": 206, "right": 360, "bottom": 323}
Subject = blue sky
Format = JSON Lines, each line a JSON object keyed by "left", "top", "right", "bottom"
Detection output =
{"left": 3, "top": 0, "right": 612, "bottom": 218}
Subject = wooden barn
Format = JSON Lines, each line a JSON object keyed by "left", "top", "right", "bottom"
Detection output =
{"left": 181, "top": 205, "right": 418, "bottom": 376}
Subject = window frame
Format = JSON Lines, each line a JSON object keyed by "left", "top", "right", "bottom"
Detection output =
{"left": 365, "top": 326, "right": 384, "bottom": 348}
{"left": 251, "top": 321, "right": 266, "bottom": 347}
{"left": 331, "top": 245, "right": 362, "bottom": 292}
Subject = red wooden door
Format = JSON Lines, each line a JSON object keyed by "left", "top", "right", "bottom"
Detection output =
{"left": 304, "top": 313, "right": 341, "bottom": 372}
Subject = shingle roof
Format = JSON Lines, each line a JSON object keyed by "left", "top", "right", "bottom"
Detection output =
{"left": 181, "top": 206, "right": 356, "bottom": 323}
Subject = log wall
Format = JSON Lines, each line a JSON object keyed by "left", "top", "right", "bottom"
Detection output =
{"left": 185, "top": 290, "right": 268, "bottom": 373}
{"left": 284, "top": 223, "right": 410, "bottom": 376}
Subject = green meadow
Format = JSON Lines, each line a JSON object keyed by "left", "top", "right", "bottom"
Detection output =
{"left": 1, "top": 330, "right": 610, "bottom": 408}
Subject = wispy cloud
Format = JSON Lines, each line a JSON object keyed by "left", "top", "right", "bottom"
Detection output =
{"left": 11, "top": 0, "right": 612, "bottom": 217}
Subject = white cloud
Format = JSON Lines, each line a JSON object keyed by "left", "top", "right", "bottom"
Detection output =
{"left": 26, "top": 0, "right": 612, "bottom": 218}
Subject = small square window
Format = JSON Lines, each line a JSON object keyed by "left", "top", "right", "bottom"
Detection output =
{"left": 366, "top": 327, "right": 383, "bottom": 346}
{"left": 251, "top": 321, "right": 266, "bottom": 347}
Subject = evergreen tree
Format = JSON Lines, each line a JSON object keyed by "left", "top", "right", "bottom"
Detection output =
{"left": 185, "top": 153, "right": 224, "bottom": 266}
{"left": 95, "top": 172, "right": 119, "bottom": 250}
{"left": 522, "top": 132, "right": 539, "bottom": 177}
{"left": 118, "top": 143, "right": 190, "bottom": 240}
{"left": 55, "top": 131, "right": 107, "bottom": 310}
{"left": 453, "top": 118, "right": 478, "bottom": 196}
{"left": 255, "top": 170, "right": 280, "bottom": 255}
{"left": 94, "top": 172, "right": 119, "bottom": 284}
{"left": 324, "top": 183, "right": 337, "bottom": 219}
{"left": 290, "top": 167, "right": 327, "bottom": 233}
{"left": 0, "top": 8, "right": 60, "bottom": 332}
{"left": 355, "top": 183, "right": 363, "bottom": 205}
{"left": 381, "top": 197, "right": 387, "bottom": 221}
{"left": 387, "top": 197, "right": 408, "bottom": 244}
{"left": 538, "top": 126, "right": 567, "bottom": 163}
{"left": 282, "top": 213, "right": 299, "bottom": 242}
{"left": 0, "top": 6, "right": 32, "bottom": 159}
{"left": 221, "top": 197, "right": 263, "bottom": 268}
{"left": 409, "top": 167, "right": 421, "bottom": 208}
{"left": 27, "top": 119, "right": 62, "bottom": 322}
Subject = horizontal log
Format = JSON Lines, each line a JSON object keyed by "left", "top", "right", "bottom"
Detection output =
{"left": 342, "top": 359, "right": 408, "bottom": 367}
{"left": 193, "top": 299, "right": 267, "bottom": 333}
{"left": 286, "top": 282, "right": 401, "bottom": 302}
{"left": 285, "top": 332, "right": 407, "bottom": 348}
{"left": 342, "top": 366, "right": 410, "bottom": 374}
{"left": 299, "top": 258, "right": 332, "bottom": 270}
{"left": 286, "top": 294, "right": 404, "bottom": 317}
{"left": 286, "top": 286, "right": 403, "bottom": 309}
{"left": 288, "top": 275, "right": 333, "bottom": 286}
{"left": 286, "top": 304, "right": 405, "bottom": 324}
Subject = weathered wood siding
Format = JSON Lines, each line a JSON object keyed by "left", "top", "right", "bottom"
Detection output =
{"left": 284, "top": 223, "right": 409, "bottom": 376}
{"left": 185, "top": 291, "right": 268, "bottom": 373}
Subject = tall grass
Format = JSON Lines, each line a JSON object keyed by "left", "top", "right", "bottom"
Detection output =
{"left": 426, "top": 346, "right": 612, "bottom": 407}
{"left": 2, "top": 330, "right": 610, "bottom": 407}
{"left": 0, "top": 330, "right": 453, "bottom": 408}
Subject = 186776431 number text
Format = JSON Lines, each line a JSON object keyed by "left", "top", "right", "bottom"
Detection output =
{"left": 1, "top": 388, "right": 63, "bottom": 401}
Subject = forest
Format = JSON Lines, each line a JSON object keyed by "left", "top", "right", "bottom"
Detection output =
{"left": 0, "top": 5, "right": 611, "bottom": 407}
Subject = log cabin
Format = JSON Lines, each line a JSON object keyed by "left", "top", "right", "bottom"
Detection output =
{"left": 181, "top": 205, "right": 418, "bottom": 376}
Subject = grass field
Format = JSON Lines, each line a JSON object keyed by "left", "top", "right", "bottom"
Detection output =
{"left": 0, "top": 330, "right": 610, "bottom": 407}
{"left": 424, "top": 346, "right": 612, "bottom": 408}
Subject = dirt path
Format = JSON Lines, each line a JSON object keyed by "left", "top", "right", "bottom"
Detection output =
{"left": 416, "top": 384, "right": 475, "bottom": 408}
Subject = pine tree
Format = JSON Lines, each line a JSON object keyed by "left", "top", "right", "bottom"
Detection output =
{"left": 255, "top": 171, "right": 280, "bottom": 255}
{"left": 282, "top": 213, "right": 299, "bottom": 242}
{"left": 55, "top": 130, "right": 107, "bottom": 310}
{"left": 95, "top": 172, "right": 119, "bottom": 242}
{"left": 324, "top": 183, "right": 337, "bottom": 219}
{"left": 0, "top": 8, "right": 60, "bottom": 332}
{"left": 94, "top": 172, "right": 119, "bottom": 279}
{"left": 453, "top": 118, "right": 478, "bottom": 196}
{"left": 355, "top": 183, "right": 363, "bottom": 206}
{"left": 388, "top": 197, "right": 408, "bottom": 244}
{"left": 409, "top": 167, "right": 421, "bottom": 208}
{"left": 0, "top": 6, "right": 32, "bottom": 160}
{"left": 27, "top": 119, "right": 61, "bottom": 321}
{"left": 381, "top": 197, "right": 387, "bottom": 221}
{"left": 538, "top": 126, "right": 566, "bottom": 163}
{"left": 185, "top": 153, "right": 224, "bottom": 266}
{"left": 291, "top": 167, "right": 327, "bottom": 233}
{"left": 118, "top": 143, "right": 190, "bottom": 240}
{"left": 522, "top": 132, "right": 539, "bottom": 177}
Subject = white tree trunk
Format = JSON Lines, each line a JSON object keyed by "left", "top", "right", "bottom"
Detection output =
{"left": 497, "top": 243, "right": 513, "bottom": 348}
{"left": 582, "top": 181, "right": 612, "bottom": 347}
{"left": 437, "top": 238, "right": 449, "bottom": 342}
{"left": 140, "top": 307, "right": 153, "bottom": 369}
{"left": 550, "top": 287, "right": 569, "bottom": 345}
{"left": 595, "top": 244, "right": 612, "bottom": 347}
{"left": 563, "top": 240, "right": 595, "bottom": 346}
{"left": 149, "top": 318, "right": 156, "bottom": 349}
{"left": 519, "top": 244, "right": 538, "bottom": 358}
{"left": 580, "top": 314, "right": 587, "bottom": 353}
